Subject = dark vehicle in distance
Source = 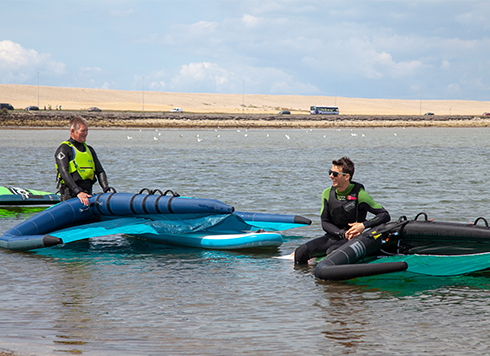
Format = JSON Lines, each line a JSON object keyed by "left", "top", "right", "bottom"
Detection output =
{"left": 0, "top": 103, "right": 14, "bottom": 110}
{"left": 88, "top": 107, "right": 102, "bottom": 112}
{"left": 24, "top": 106, "right": 39, "bottom": 111}
{"left": 279, "top": 110, "right": 291, "bottom": 115}
{"left": 424, "top": 112, "right": 434, "bottom": 116}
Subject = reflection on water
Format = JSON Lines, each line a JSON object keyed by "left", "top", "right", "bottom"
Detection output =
{"left": 1, "top": 128, "right": 490, "bottom": 355}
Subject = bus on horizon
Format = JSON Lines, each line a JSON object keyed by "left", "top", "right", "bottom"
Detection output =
{"left": 310, "top": 106, "right": 339, "bottom": 115}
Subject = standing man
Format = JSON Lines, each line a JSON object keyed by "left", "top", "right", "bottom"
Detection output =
{"left": 294, "top": 157, "right": 390, "bottom": 265}
{"left": 55, "top": 117, "right": 109, "bottom": 205}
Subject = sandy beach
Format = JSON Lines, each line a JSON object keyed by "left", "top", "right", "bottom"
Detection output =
{"left": 2, "top": 84, "right": 490, "bottom": 115}
{"left": 1, "top": 84, "right": 490, "bottom": 128}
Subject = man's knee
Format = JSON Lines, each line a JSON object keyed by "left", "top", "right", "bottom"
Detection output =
{"left": 294, "top": 244, "right": 310, "bottom": 265}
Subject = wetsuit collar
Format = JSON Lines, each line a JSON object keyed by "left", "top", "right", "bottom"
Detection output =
{"left": 336, "top": 183, "right": 354, "bottom": 196}
{"left": 68, "top": 137, "right": 87, "bottom": 151}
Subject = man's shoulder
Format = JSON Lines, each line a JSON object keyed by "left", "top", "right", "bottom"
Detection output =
{"left": 86, "top": 144, "right": 97, "bottom": 154}
{"left": 351, "top": 181, "right": 365, "bottom": 191}
{"left": 56, "top": 141, "right": 72, "bottom": 152}
{"left": 322, "top": 187, "right": 332, "bottom": 196}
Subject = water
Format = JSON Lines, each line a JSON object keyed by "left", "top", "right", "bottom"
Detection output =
{"left": 1, "top": 127, "right": 490, "bottom": 355}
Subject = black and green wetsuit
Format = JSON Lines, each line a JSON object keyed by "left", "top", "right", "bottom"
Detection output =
{"left": 294, "top": 181, "right": 390, "bottom": 265}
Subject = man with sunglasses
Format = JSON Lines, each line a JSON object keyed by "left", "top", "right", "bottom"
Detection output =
{"left": 294, "top": 156, "right": 390, "bottom": 265}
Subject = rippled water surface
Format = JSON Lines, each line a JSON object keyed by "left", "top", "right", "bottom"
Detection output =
{"left": 1, "top": 127, "right": 490, "bottom": 355}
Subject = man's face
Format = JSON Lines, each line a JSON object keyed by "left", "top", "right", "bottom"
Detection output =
{"left": 71, "top": 124, "right": 88, "bottom": 143}
{"left": 329, "top": 165, "right": 350, "bottom": 190}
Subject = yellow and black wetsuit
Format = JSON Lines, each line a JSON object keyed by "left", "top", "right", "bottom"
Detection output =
{"left": 55, "top": 137, "right": 108, "bottom": 201}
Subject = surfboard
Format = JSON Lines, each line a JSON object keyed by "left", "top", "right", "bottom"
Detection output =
{"left": 0, "top": 186, "right": 60, "bottom": 206}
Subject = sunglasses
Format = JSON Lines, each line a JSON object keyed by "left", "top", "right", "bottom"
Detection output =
{"left": 329, "top": 170, "right": 347, "bottom": 178}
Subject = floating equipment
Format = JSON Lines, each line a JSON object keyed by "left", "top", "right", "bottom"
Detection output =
{"left": 314, "top": 214, "right": 490, "bottom": 281}
{"left": 0, "top": 186, "right": 60, "bottom": 205}
{"left": 0, "top": 189, "right": 311, "bottom": 251}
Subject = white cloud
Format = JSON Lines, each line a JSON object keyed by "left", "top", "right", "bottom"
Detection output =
{"left": 0, "top": 40, "right": 66, "bottom": 83}
{"left": 373, "top": 51, "right": 425, "bottom": 78}
{"left": 166, "top": 61, "right": 319, "bottom": 95}
{"left": 446, "top": 83, "right": 460, "bottom": 94}
{"left": 149, "top": 81, "right": 166, "bottom": 89}
{"left": 441, "top": 60, "right": 450, "bottom": 70}
{"left": 171, "top": 62, "right": 230, "bottom": 90}
{"left": 242, "top": 14, "right": 260, "bottom": 28}
{"left": 455, "top": 3, "right": 490, "bottom": 30}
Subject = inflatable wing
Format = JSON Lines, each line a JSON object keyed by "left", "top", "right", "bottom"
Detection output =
{"left": 0, "top": 192, "right": 311, "bottom": 251}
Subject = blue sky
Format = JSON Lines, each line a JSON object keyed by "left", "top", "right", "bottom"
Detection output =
{"left": 1, "top": 0, "right": 490, "bottom": 100}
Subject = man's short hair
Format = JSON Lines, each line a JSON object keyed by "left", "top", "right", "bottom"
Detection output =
{"left": 332, "top": 156, "right": 355, "bottom": 181}
{"left": 70, "top": 117, "right": 89, "bottom": 131}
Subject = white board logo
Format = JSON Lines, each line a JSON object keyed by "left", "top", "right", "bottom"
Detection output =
{"left": 349, "top": 241, "right": 365, "bottom": 258}
{"left": 8, "top": 186, "right": 31, "bottom": 199}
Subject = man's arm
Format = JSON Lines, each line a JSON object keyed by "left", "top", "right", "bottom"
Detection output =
{"left": 344, "top": 189, "right": 390, "bottom": 239}
{"left": 89, "top": 146, "right": 109, "bottom": 191}
{"left": 357, "top": 190, "right": 390, "bottom": 229}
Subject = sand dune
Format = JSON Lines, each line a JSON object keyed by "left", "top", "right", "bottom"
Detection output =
{"left": 1, "top": 84, "right": 489, "bottom": 115}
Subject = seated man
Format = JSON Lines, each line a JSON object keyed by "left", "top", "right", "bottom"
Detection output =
{"left": 295, "top": 156, "right": 390, "bottom": 265}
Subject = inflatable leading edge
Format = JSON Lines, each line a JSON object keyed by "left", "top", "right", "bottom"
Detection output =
{"left": 314, "top": 224, "right": 408, "bottom": 281}
{"left": 0, "top": 192, "right": 235, "bottom": 251}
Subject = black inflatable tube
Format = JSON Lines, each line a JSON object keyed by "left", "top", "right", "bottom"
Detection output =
{"left": 398, "top": 220, "right": 490, "bottom": 242}
{"left": 314, "top": 262, "right": 408, "bottom": 281}
{"left": 314, "top": 231, "right": 408, "bottom": 280}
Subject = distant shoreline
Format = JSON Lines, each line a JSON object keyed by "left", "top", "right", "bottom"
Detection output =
{"left": 1, "top": 111, "right": 490, "bottom": 129}
{"left": 2, "top": 84, "right": 490, "bottom": 117}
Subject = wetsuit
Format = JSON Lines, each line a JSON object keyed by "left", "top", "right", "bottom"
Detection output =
{"left": 294, "top": 181, "right": 390, "bottom": 265}
{"left": 55, "top": 137, "right": 108, "bottom": 201}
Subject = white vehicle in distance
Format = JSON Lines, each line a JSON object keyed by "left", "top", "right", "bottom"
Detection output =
{"left": 170, "top": 107, "right": 183, "bottom": 113}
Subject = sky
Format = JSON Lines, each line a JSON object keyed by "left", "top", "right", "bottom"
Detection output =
{"left": 1, "top": 0, "right": 490, "bottom": 100}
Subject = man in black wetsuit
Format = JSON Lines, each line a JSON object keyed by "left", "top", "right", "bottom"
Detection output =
{"left": 55, "top": 116, "right": 109, "bottom": 205}
{"left": 294, "top": 157, "right": 390, "bottom": 265}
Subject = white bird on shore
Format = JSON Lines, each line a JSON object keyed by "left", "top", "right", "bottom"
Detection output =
{"left": 127, "top": 136, "right": 133, "bottom": 140}
{"left": 197, "top": 137, "right": 203, "bottom": 142}
{"left": 154, "top": 137, "right": 158, "bottom": 141}
{"left": 285, "top": 134, "right": 290, "bottom": 139}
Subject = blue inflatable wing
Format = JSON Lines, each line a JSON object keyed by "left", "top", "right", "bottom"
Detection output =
{"left": 0, "top": 192, "right": 311, "bottom": 251}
